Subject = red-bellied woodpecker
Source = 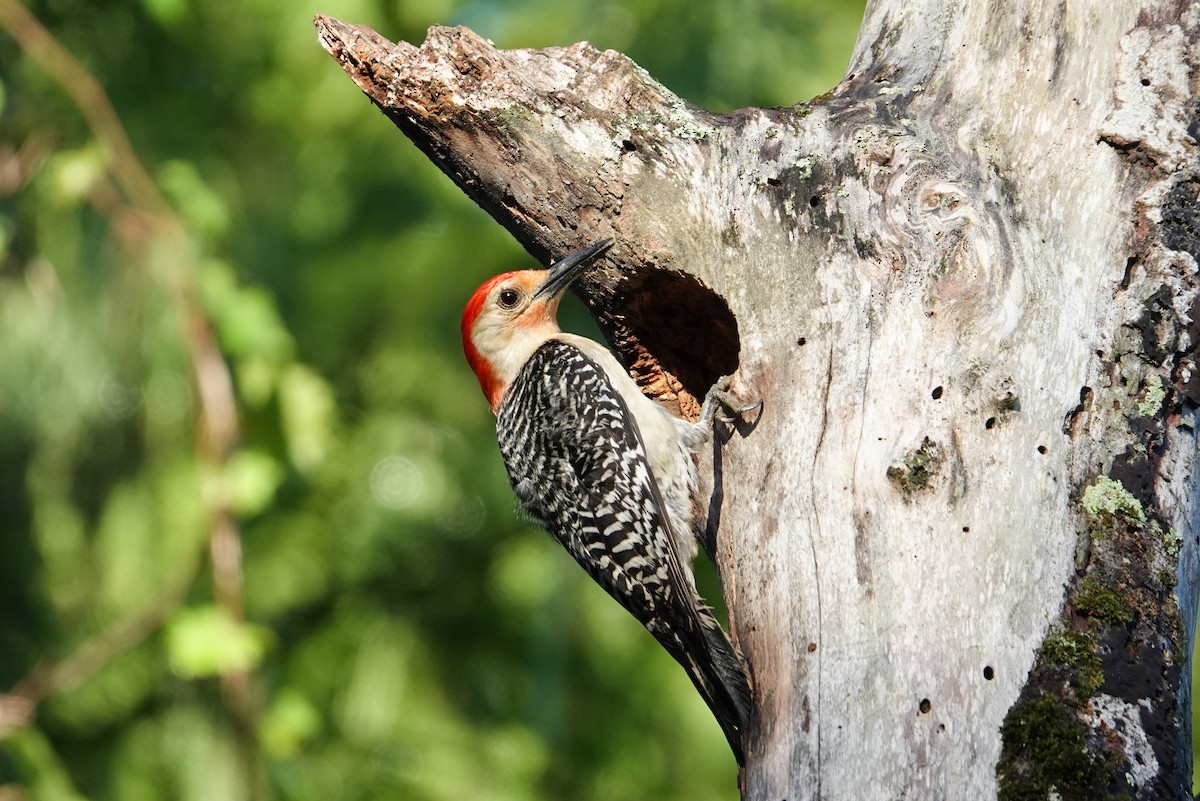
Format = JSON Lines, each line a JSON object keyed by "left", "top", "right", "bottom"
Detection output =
{"left": 460, "top": 239, "right": 753, "bottom": 763}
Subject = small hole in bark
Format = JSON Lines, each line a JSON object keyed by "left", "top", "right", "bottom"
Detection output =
{"left": 984, "top": 666, "right": 995, "bottom": 680}
{"left": 605, "top": 268, "right": 741, "bottom": 420}
{"left": 931, "top": 386, "right": 943, "bottom": 399}
{"left": 938, "top": 723, "right": 946, "bottom": 732}
{"left": 985, "top": 417, "right": 997, "bottom": 430}
{"left": 1141, "top": 77, "right": 1151, "bottom": 86}
{"left": 797, "top": 336, "right": 807, "bottom": 346}
{"left": 1037, "top": 445, "right": 1047, "bottom": 454}
{"left": 1063, "top": 385, "right": 1094, "bottom": 435}
{"left": 809, "top": 195, "right": 820, "bottom": 208}
{"left": 622, "top": 139, "right": 637, "bottom": 152}
{"left": 767, "top": 176, "right": 781, "bottom": 187}
{"left": 1121, "top": 256, "right": 1138, "bottom": 289}
{"left": 919, "top": 699, "right": 932, "bottom": 714}
{"left": 962, "top": 526, "right": 970, "bottom": 533}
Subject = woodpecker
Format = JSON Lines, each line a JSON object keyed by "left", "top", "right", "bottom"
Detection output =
{"left": 461, "top": 239, "right": 753, "bottom": 763}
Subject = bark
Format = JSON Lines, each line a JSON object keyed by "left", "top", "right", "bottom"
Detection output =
{"left": 316, "top": 3, "right": 1200, "bottom": 799}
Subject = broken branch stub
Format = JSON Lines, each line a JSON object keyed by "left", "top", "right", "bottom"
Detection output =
{"left": 315, "top": 14, "right": 741, "bottom": 415}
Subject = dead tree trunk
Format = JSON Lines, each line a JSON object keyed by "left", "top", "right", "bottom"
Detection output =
{"left": 317, "top": 3, "right": 1200, "bottom": 798}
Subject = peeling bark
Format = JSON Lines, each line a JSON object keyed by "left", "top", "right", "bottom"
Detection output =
{"left": 316, "top": 3, "right": 1200, "bottom": 798}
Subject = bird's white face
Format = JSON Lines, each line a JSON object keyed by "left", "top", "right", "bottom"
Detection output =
{"left": 462, "top": 270, "right": 563, "bottom": 410}
{"left": 462, "top": 239, "right": 612, "bottom": 412}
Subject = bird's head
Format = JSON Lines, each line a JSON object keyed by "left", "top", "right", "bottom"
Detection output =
{"left": 461, "top": 239, "right": 612, "bottom": 412}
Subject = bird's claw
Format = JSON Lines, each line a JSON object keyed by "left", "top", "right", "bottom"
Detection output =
{"left": 716, "top": 397, "right": 763, "bottom": 423}
{"left": 700, "top": 376, "right": 761, "bottom": 427}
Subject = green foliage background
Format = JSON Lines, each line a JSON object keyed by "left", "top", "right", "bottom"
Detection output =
{"left": 0, "top": 0, "right": 865, "bottom": 799}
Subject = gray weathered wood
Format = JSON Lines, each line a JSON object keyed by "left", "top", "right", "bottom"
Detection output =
{"left": 317, "top": 3, "right": 1200, "bottom": 797}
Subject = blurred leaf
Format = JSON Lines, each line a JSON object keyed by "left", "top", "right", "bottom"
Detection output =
{"left": 279, "top": 363, "right": 336, "bottom": 473}
{"left": 220, "top": 448, "right": 284, "bottom": 516}
{"left": 2, "top": 727, "right": 88, "bottom": 801}
{"left": 44, "top": 643, "right": 163, "bottom": 734}
{"left": 260, "top": 687, "right": 322, "bottom": 759}
{"left": 234, "top": 354, "right": 276, "bottom": 408}
{"left": 198, "top": 260, "right": 293, "bottom": 361}
{"left": 165, "top": 605, "right": 271, "bottom": 678}
{"left": 141, "top": 0, "right": 190, "bottom": 28}
{"left": 40, "top": 144, "right": 107, "bottom": 207}
{"left": 94, "top": 480, "right": 157, "bottom": 615}
{"left": 158, "top": 160, "right": 230, "bottom": 239}
{"left": 335, "top": 621, "right": 413, "bottom": 746}
{"left": 110, "top": 704, "right": 249, "bottom": 801}
{"left": 92, "top": 461, "right": 205, "bottom": 616}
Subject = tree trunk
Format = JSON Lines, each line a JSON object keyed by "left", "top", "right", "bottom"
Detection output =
{"left": 316, "top": 3, "right": 1200, "bottom": 798}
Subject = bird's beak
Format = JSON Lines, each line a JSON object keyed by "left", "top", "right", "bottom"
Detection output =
{"left": 533, "top": 239, "right": 613, "bottom": 301}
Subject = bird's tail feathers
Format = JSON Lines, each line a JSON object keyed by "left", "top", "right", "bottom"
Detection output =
{"left": 675, "top": 607, "right": 752, "bottom": 766}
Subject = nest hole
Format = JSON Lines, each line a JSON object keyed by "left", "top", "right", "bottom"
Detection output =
{"left": 602, "top": 268, "right": 741, "bottom": 420}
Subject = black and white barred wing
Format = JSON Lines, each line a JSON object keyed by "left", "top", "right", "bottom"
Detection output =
{"left": 495, "top": 338, "right": 751, "bottom": 762}
{"left": 496, "top": 339, "right": 685, "bottom": 633}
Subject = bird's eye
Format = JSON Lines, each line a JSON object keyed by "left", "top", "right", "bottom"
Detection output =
{"left": 497, "top": 288, "right": 521, "bottom": 309}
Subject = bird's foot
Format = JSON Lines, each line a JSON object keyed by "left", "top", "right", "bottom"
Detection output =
{"left": 699, "top": 375, "right": 762, "bottom": 427}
